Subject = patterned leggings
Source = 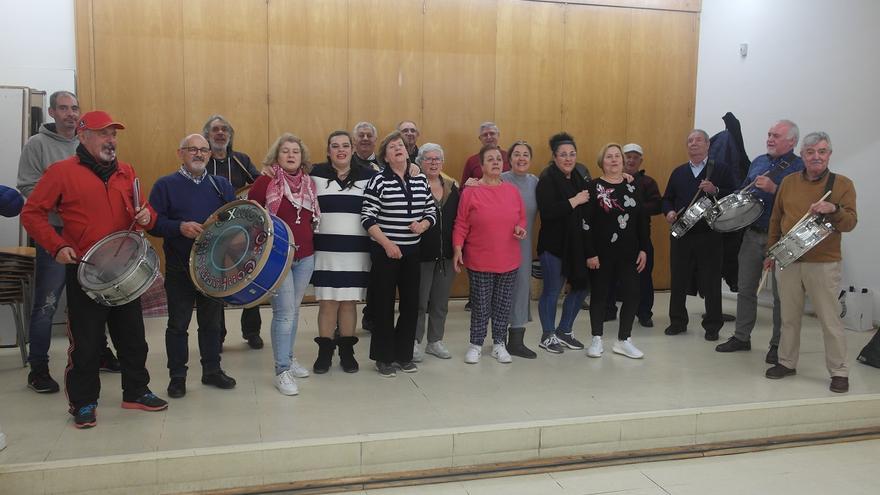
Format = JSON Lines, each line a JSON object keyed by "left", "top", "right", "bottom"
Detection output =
{"left": 467, "top": 269, "right": 518, "bottom": 345}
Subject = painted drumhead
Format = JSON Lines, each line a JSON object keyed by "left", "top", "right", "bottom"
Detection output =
{"left": 190, "top": 200, "right": 272, "bottom": 296}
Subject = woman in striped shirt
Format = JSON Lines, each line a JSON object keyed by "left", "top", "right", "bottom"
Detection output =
{"left": 361, "top": 131, "right": 437, "bottom": 378}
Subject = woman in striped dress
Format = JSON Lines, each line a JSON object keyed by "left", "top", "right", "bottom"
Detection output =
{"left": 310, "top": 130, "right": 377, "bottom": 374}
{"left": 361, "top": 131, "right": 437, "bottom": 378}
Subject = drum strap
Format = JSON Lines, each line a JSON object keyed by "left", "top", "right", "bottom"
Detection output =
{"left": 824, "top": 172, "right": 836, "bottom": 196}
{"left": 207, "top": 175, "right": 226, "bottom": 202}
{"left": 232, "top": 155, "right": 256, "bottom": 183}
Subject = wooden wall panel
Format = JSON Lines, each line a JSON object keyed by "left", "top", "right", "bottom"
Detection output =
{"left": 562, "top": 4, "right": 631, "bottom": 179}
{"left": 73, "top": 0, "right": 95, "bottom": 110}
{"left": 90, "top": 0, "right": 185, "bottom": 191}
{"left": 182, "top": 0, "right": 268, "bottom": 165}
{"left": 494, "top": 0, "right": 565, "bottom": 170}
{"left": 348, "top": 0, "right": 424, "bottom": 141}
{"left": 625, "top": 9, "right": 700, "bottom": 289}
{"left": 268, "top": 0, "right": 350, "bottom": 160}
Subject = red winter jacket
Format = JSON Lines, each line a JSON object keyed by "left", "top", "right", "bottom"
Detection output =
{"left": 21, "top": 155, "right": 157, "bottom": 258}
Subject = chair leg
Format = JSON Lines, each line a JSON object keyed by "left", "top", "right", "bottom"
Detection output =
{"left": 12, "top": 304, "right": 27, "bottom": 367}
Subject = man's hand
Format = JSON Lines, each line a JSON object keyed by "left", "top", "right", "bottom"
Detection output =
{"left": 698, "top": 180, "right": 718, "bottom": 194}
{"left": 763, "top": 258, "right": 775, "bottom": 271}
{"left": 180, "top": 221, "right": 204, "bottom": 239}
{"left": 665, "top": 211, "right": 678, "bottom": 224}
{"left": 134, "top": 207, "right": 151, "bottom": 226}
{"left": 754, "top": 175, "right": 777, "bottom": 193}
{"left": 55, "top": 246, "right": 78, "bottom": 264}
{"left": 810, "top": 200, "right": 837, "bottom": 215}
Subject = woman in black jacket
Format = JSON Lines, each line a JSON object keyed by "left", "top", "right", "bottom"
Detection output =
{"left": 413, "top": 143, "right": 460, "bottom": 361}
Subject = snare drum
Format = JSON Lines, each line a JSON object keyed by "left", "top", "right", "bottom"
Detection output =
{"left": 189, "top": 200, "right": 294, "bottom": 307}
{"left": 767, "top": 215, "right": 834, "bottom": 269}
{"left": 707, "top": 192, "right": 764, "bottom": 233}
{"left": 671, "top": 196, "right": 714, "bottom": 238}
{"left": 77, "top": 231, "right": 160, "bottom": 306}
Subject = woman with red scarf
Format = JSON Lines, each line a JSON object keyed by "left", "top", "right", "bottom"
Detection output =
{"left": 248, "top": 133, "right": 319, "bottom": 396}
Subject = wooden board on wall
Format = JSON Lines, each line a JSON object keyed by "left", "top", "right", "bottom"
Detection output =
{"left": 625, "top": 9, "right": 700, "bottom": 289}
{"left": 348, "top": 0, "right": 424, "bottom": 141}
{"left": 268, "top": 0, "right": 351, "bottom": 158}
{"left": 182, "top": 0, "right": 269, "bottom": 165}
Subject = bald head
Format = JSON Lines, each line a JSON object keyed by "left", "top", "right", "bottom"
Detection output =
{"left": 178, "top": 134, "right": 211, "bottom": 176}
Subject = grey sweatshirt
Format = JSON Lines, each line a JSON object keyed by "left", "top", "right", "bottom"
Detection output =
{"left": 17, "top": 123, "right": 78, "bottom": 227}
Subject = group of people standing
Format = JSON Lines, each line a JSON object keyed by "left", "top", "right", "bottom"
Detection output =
{"left": 15, "top": 91, "right": 858, "bottom": 431}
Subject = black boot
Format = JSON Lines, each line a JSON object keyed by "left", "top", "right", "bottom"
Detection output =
{"left": 507, "top": 327, "right": 537, "bottom": 359}
{"left": 313, "top": 337, "right": 336, "bottom": 374}
{"left": 336, "top": 336, "right": 360, "bottom": 373}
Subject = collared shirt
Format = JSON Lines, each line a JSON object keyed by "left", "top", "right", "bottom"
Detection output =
{"left": 742, "top": 150, "right": 804, "bottom": 229}
{"left": 178, "top": 165, "right": 206, "bottom": 184}
{"left": 689, "top": 157, "right": 708, "bottom": 178}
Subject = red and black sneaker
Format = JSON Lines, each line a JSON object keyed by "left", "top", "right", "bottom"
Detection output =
{"left": 121, "top": 392, "right": 168, "bottom": 412}
{"left": 69, "top": 403, "right": 98, "bottom": 429}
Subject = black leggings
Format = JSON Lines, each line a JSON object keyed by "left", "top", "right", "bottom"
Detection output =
{"left": 588, "top": 253, "right": 640, "bottom": 340}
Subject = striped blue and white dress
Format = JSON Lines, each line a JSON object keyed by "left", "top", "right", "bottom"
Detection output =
{"left": 310, "top": 163, "right": 377, "bottom": 301}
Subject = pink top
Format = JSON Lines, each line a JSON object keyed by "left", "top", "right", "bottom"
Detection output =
{"left": 453, "top": 181, "right": 526, "bottom": 273}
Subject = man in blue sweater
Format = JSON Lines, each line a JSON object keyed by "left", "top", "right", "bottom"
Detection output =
{"left": 149, "top": 134, "right": 237, "bottom": 399}
{"left": 662, "top": 129, "right": 736, "bottom": 341}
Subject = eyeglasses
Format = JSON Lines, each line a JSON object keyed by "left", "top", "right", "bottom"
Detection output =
{"left": 181, "top": 147, "right": 211, "bottom": 155}
{"left": 422, "top": 157, "right": 443, "bottom": 163}
{"left": 556, "top": 152, "right": 577, "bottom": 159}
{"left": 400, "top": 128, "right": 418, "bottom": 134}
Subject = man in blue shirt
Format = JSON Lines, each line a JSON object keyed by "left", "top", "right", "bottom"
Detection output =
{"left": 715, "top": 120, "right": 804, "bottom": 364}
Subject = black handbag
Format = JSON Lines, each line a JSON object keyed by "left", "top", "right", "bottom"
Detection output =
{"left": 857, "top": 329, "right": 880, "bottom": 368}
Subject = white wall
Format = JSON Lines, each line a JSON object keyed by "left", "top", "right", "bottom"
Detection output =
{"left": 695, "top": 0, "right": 880, "bottom": 314}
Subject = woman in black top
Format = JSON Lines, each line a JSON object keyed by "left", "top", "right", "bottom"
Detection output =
{"left": 583, "top": 143, "right": 649, "bottom": 359}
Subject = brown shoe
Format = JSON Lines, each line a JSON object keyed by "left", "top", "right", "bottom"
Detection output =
{"left": 830, "top": 376, "right": 849, "bottom": 393}
{"left": 765, "top": 364, "right": 796, "bottom": 379}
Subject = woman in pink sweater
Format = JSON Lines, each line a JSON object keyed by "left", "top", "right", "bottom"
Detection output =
{"left": 453, "top": 144, "right": 527, "bottom": 364}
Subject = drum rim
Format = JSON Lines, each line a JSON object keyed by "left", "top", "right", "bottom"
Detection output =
{"left": 189, "top": 199, "right": 292, "bottom": 298}
{"left": 77, "top": 231, "right": 152, "bottom": 291}
{"left": 238, "top": 220, "right": 295, "bottom": 308}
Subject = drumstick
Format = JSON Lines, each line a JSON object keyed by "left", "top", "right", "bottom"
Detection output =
{"left": 757, "top": 267, "right": 770, "bottom": 293}
{"left": 73, "top": 257, "right": 95, "bottom": 266}
{"left": 786, "top": 190, "right": 832, "bottom": 235}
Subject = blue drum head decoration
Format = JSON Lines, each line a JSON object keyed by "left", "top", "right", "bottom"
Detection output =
{"left": 190, "top": 200, "right": 295, "bottom": 308}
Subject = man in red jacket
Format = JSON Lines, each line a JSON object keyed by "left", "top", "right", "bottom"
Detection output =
{"left": 21, "top": 110, "right": 168, "bottom": 429}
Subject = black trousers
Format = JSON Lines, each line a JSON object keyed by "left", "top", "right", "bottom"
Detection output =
{"left": 368, "top": 248, "right": 420, "bottom": 364}
{"left": 668, "top": 229, "right": 723, "bottom": 332}
{"left": 590, "top": 252, "right": 640, "bottom": 340}
{"left": 606, "top": 241, "right": 655, "bottom": 320}
{"left": 64, "top": 266, "right": 151, "bottom": 408}
{"left": 164, "top": 265, "right": 223, "bottom": 378}
{"left": 220, "top": 304, "right": 262, "bottom": 340}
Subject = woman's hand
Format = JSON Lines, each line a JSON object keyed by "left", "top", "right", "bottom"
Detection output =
{"left": 636, "top": 250, "right": 647, "bottom": 273}
{"left": 513, "top": 225, "right": 526, "bottom": 240}
{"left": 452, "top": 247, "right": 464, "bottom": 273}
{"left": 261, "top": 165, "right": 276, "bottom": 178}
{"left": 623, "top": 173, "right": 635, "bottom": 183}
{"left": 569, "top": 190, "right": 589, "bottom": 208}
{"left": 464, "top": 177, "right": 480, "bottom": 187}
{"left": 382, "top": 240, "right": 402, "bottom": 260}
{"left": 409, "top": 219, "right": 430, "bottom": 234}
{"left": 587, "top": 256, "right": 600, "bottom": 270}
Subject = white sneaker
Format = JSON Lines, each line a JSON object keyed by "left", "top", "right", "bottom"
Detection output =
{"left": 492, "top": 343, "right": 512, "bottom": 364}
{"left": 613, "top": 338, "right": 644, "bottom": 359}
{"left": 586, "top": 336, "right": 604, "bottom": 358}
{"left": 412, "top": 341, "right": 424, "bottom": 363}
{"left": 425, "top": 341, "right": 452, "bottom": 359}
{"left": 290, "top": 358, "right": 310, "bottom": 378}
{"left": 274, "top": 370, "right": 299, "bottom": 396}
{"left": 464, "top": 344, "right": 482, "bottom": 364}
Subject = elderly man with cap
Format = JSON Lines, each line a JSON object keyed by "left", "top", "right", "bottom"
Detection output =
{"left": 202, "top": 114, "right": 264, "bottom": 350}
{"left": 149, "top": 134, "right": 238, "bottom": 399}
{"left": 604, "top": 143, "right": 662, "bottom": 327}
{"left": 21, "top": 110, "right": 168, "bottom": 429}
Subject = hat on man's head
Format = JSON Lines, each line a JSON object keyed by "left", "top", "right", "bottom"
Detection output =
{"left": 77, "top": 111, "right": 126, "bottom": 134}
{"left": 622, "top": 143, "right": 643, "bottom": 155}
{"left": 0, "top": 185, "right": 24, "bottom": 218}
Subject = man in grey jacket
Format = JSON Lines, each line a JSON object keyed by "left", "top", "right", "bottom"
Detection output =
{"left": 16, "top": 91, "right": 120, "bottom": 393}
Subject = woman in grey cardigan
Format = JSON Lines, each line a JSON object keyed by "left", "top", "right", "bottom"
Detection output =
{"left": 501, "top": 141, "right": 539, "bottom": 358}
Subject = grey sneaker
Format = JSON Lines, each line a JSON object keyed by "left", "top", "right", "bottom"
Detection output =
{"left": 394, "top": 361, "right": 419, "bottom": 373}
{"left": 425, "top": 341, "right": 452, "bottom": 359}
{"left": 376, "top": 362, "right": 397, "bottom": 378}
{"left": 555, "top": 332, "right": 584, "bottom": 350}
{"left": 539, "top": 334, "right": 565, "bottom": 354}
{"left": 412, "top": 342, "right": 424, "bottom": 363}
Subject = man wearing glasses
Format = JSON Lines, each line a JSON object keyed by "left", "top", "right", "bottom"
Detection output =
{"left": 148, "top": 134, "right": 238, "bottom": 399}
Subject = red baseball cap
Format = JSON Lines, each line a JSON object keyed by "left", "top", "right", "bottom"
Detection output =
{"left": 77, "top": 110, "right": 126, "bottom": 133}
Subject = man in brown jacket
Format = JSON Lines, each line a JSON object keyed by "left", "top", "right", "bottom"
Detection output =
{"left": 764, "top": 131, "right": 857, "bottom": 393}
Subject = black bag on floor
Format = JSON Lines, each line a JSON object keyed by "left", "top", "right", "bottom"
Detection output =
{"left": 857, "top": 329, "right": 880, "bottom": 368}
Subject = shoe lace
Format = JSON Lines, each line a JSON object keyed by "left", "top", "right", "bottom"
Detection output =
{"left": 548, "top": 335, "right": 562, "bottom": 345}
{"left": 79, "top": 403, "right": 97, "bottom": 415}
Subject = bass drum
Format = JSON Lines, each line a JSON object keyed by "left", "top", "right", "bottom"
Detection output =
{"left": 77, "top": 231, "right": 160, "bottom": 307}
{"left": 189, "top": 200, "right": 294, "bottom": 308}
{"left": 707, "top": 192, "right": 764, "bottom": 232}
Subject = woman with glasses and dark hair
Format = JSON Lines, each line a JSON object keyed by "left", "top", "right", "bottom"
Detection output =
{"left": 309, "top": 130, "right": 377, "bottom": 375}
{"left": 453, "top": 144, "right": 526, "bottom": 364}
{"left": 501, "top": 141, "right": 539, "bottom": 359}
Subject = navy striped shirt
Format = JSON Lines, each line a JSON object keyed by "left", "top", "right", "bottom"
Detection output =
{"left": 361, "top": 166, "right": 436, "bottom": 255}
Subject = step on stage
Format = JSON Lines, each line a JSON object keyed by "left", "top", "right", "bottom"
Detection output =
{"left": 1, "top": 294, "right": 879, "bottom": 494}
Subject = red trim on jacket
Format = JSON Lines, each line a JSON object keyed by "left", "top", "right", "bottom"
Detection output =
{"left": 21, "top": 155, "right": 157, "bottom": 258}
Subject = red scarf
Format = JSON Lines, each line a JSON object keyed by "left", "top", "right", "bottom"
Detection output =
{"left": 265, "top": 164, "right": 320, "bottom": 222}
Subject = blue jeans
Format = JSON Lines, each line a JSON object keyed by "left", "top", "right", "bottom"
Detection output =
{"left": 270, "top": 255, "right": 315, "bottom": 374}
{"left": 27, "top": 234, "right": 67, "bottom": 366}
{"left": 537, "top": 251, "right": 587, "bottom": 338}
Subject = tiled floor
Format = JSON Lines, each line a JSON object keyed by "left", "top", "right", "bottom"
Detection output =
{"left": 321, "top": 438, "right": 880, "bottom": 495}
{"left": 0, "top": 293, "right": 878, "bottom": 466}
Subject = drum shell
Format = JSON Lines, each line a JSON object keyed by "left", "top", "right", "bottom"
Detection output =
{"left": 708, "top": 192, "right": 764, "bottom": 233}
{"left": 671, "top": 197, "right": 713, "bottom": 238}
{"left": 767, "top": 216, "right": 834, "bottom": 269}
{"left": 77, "top": 232, "right": 161, "bottom": 307}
